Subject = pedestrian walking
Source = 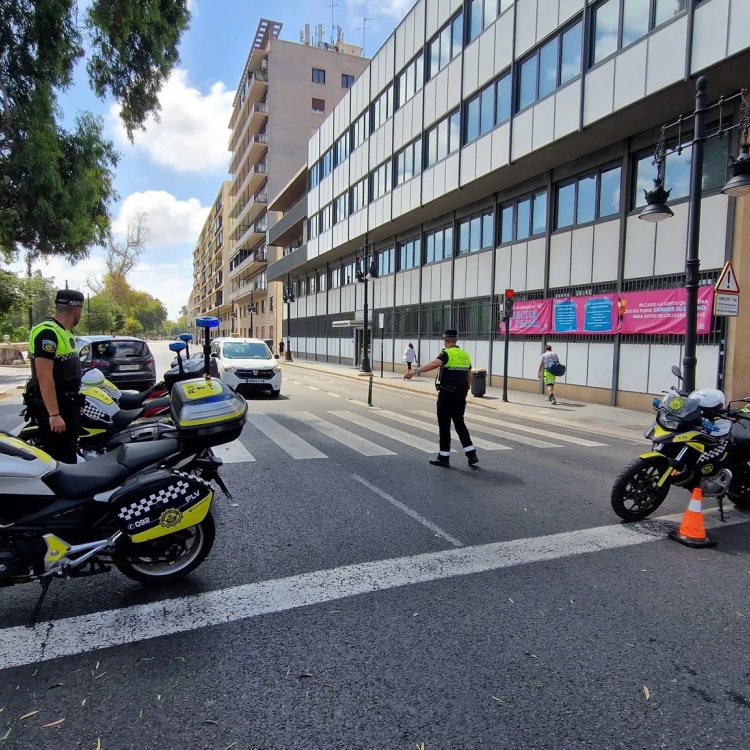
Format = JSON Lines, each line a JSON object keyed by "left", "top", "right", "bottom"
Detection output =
{"left": 279, "top": 340, "right": 285, "bottom": 357}
{"left": 404, "top": 329, "right": 478, "bottom": 468}
{"left": 403, "top": 342, "right": 417, "bottom": 371}
{"left": 538, "top": 344, "right": 560, "bottom": 405}
{"left": 23, "top": 289, "right": 85, "bottom": 463}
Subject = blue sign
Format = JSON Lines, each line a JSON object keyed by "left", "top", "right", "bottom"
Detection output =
{"left": 584, "top": 297, "right": 613, "bottom": 332}
{"left": 554, "top": 300, "right": 577, "bottom": 332}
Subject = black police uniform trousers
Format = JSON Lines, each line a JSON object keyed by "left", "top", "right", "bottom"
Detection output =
{"left": 436, "top": 386, "right": 473, "bottom": 453}
{"left": 34, "top": 396, "right": 80, "bottom": 464}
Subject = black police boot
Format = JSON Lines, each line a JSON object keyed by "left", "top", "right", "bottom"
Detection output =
{"left": 429, "top": 454, "right": 450, "bottom": 468}
{"left": 466, "top": 450, "right": 479, "bottom": 467}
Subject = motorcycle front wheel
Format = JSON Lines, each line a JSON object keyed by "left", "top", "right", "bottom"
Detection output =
{"left": 115, "top": 511, "right": 215, "bottom": 584}
{"left": 611, "top": 458, "right": 671, "bottom": 522}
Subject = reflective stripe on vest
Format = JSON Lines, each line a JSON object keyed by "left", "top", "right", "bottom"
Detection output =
{"left": 28, "top": 319, "right": 76, "bottom": 358}
{"left": 439, "top": 346, "right": 471, "bottom": 387}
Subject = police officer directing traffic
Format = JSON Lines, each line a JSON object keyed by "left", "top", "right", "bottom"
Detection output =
{"left": 25, "top": 289, "right": 85, "bottom": 463}
{"left": 404, "top": 329, "right": 478, "bottom": 468}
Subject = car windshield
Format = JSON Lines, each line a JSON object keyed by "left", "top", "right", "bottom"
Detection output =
{"left": 222, "top": 342, "right": 271, "bottom": 360}
{"left": 92, "top": 340, "right": 147, "bottom": 358}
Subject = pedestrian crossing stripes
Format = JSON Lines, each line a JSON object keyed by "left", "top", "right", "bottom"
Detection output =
{"left": 288, "top": 411, "right": 395, "bottom": 456}
{"left": 330, "top": 410, "right": 440, "bottom": 454}
{"left": 246, "top": 413, "right": 327, "bottom": 459}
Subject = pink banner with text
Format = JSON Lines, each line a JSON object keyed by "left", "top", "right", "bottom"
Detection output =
{"left": 502, "top": 288, "right": 715, "bottom": 336}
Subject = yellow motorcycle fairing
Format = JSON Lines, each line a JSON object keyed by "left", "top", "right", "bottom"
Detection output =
{"left": 130, "top": 492, "right": 213, "bottom": 543}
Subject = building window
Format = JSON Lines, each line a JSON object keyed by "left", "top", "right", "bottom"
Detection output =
{"left": 555, "top": 165, "right": 621, "bottom": 229}
{"left": 427, "top": 10, "right": 464, "bottom": 80}
{"left": 320, "top": 148, "right": 333, "bottom": 179}
{"left": 398, "top": 237, "right": 421, "bottom": 271}
{"left": 351, "top": 110, "right": 369, "bottom": 150}
{"left": 396, "top": 52, "right": 424, "bottom": 108}
{"left": 633, "top": 136, "right": 728, "bottom": 209}
{"left": 500, "top": 191, "right": 548, "bottom": 243}
{"left": 518, "top": 20, "right": 582, "bottom": 111}
{"left": 342, "top": 73, "right": 355, "bottom": 88}
{"left": 334, "top": 192, "right": 349, "bottom": 224}
{"left": 330, "top": 267, "right": 342, "bottom": 288}
{"left": 334, "top": 133, "right": 349, "bottom": 166}
{"left": 378, "top": 247, "right": 395, "bottom": 276}
{"left": 395, "top": 138, "right": 423, "bottom": 186}
{"left": 458, "top": 211, "right": 494, "bottom": 255}
{"left": 309, "top": 163, "right": 321, "bottom": 189}
{"left": 350, "top": 177, "right": 369, "bottom": 213}
{"left": 312, "top": 97, "right": 326, "bottom": 114}
{"left": 463, "top": 71, "right": 511, "bottom": 145}
{"left": 343, "top": 261, "right": 356, "bottom": 285}
{"left": 308, "top": 215, "right": 320, "bottom": 240}
{"left": 312, "top": 68, "right": 326, "bottom": 84}
{"left": 593, "top": 0, "right": 686, "bottom": 65}
{"left": 424, "top": 225, "right": 454, "bottom": 264}
{"left": 320, "top": 203, "right": 334, "bottom": 232}
{"left": 318, "top": 271, "right": 327, "bottom": 293}
{"left": 468, "top": 0, "right": 498, "bottom": 42}
{"left": 370, "top": 160, "right": 392, "bottom": 201}
{"left": 426, "top": 109, "right": 460, "bottom": 167}
{"left": 270, "top": 297, "right": 274, "bottom": 312}
{"left": 371, "top": 84, "right": 394, "bottom": 131}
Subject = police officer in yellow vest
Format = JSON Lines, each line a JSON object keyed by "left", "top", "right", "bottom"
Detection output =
{"left": 24, "top": 289, "right": 85, "bottom": 463}
{"left": 404, "top": 329, "right": 478, "bottom": 468}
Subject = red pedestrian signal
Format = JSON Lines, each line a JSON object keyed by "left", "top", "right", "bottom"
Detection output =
{"left": 503, "top": 289, "right": 515, "bottom": 320}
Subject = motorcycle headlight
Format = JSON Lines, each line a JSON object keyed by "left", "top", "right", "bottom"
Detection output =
{"left": 223, "top": 366, "right": 236, "bottom": 373}
{"left": 656, "top": 411, "right": 681, "bottom": 430}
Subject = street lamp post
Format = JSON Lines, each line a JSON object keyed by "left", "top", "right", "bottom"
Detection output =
{"left": 248, "top": 291, "right": 256, "bottom": 337}
{"left": 639, "top": 79, "right": 748, "bottom": 394}
{"left": 231, "top": 302, "right": 236, "bottom": 334}
{"left": 283, "top": 273, "right": 294, "bottom": 362}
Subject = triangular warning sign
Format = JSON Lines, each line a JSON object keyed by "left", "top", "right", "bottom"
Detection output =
{"left": 716, "top": 261, "right": 740, "bottom": 294}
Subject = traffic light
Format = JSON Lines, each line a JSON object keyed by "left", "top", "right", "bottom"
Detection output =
{"left": 503, "top": 289, "right": 515, "bottom": 320}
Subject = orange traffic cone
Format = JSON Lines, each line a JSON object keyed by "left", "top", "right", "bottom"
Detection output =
{"left": 668, "top": 487, "right": 717, "bottom": 548}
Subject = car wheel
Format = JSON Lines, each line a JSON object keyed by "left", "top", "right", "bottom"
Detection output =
{"left": 271, "top": 389, "right": 281, "bottom": 398}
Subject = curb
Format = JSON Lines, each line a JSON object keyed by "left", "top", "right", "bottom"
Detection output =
{"left": 283, "top": 361, "right": 647, "bottom": 444}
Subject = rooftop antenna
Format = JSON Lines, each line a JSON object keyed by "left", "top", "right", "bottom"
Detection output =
{"left": 328, "top": 0, "right": 339, "bottom": 45}
{"left": 358, "top": 17, "right": 372, "bottom": 55}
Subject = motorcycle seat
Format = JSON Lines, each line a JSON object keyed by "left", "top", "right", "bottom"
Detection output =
{"left": 118, "top": 389, "right": 154, "bottom": 410}
{"left": 111, "top": 408, "right": 147, "bottom": 430}
{"left": 732, "top": 420, "right": 750, "bottom": 447}
{"left": 42, "top": 440, "right": 181, "bottom": 499}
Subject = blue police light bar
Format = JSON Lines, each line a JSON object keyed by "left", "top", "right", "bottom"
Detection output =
{"left": 196, "top": 316, "right": 220, "bottom": 328}
{"left": 179, "top": 333, "right": 194, "bottom": 342}
{"left": 169, "top": 341, "right": 187, "bottom": 353}
{"left": 652, "top": 397, "right": 661, "bottom": 410}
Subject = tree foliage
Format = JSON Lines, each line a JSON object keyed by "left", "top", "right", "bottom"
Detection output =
{"left": 0, "top": 0, "right": 191, "bottom": 261}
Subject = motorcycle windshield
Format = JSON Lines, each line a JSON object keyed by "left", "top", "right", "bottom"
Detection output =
{"left": 662, "top": 394, "right": 702, "bottom": 419}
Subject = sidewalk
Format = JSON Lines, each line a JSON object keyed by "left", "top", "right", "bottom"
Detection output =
{"left": 281, "top": 357, "right": 650, "bottom": 441}
{"left": 0, "top": 364, "right": 29, "bottom": 400}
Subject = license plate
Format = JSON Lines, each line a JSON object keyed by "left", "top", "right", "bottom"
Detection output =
{"left": 119, "top": 365, "right": 140, "bottom": 371}
{"left": 244, "top": 378, "right": 266, "bottom": 384}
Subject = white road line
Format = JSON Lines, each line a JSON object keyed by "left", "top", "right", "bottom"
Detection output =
{"left": 412, "top": 411, "right": 561, "bottom": 449}
{"left": 289, "top": 412, "right": 395, "bottom": 456}
{"left": 352, "top": 473, "right": 462, "bottom": 546}
{"left": 304, "top": 385, "right": 321, "bottom": 391}
{"left": 374, "top": 409, "right": 511, "bottom": 452}
{"left": 1, "top": 509, "right": 743, "bottom": 671}
{"left": 464, "top": 412, "right": 608, "bottom": 448}
{"left": 212, "top": 440, "right": 256, "bottom": 464}
{"left": 247, "top": 414, "right": 327, "bottom": 460}
{"left": 331, "top": 410, "right": 444, "bottom": 453}
{"left": 325, "top": 392, "right": 342, "bottom": 398}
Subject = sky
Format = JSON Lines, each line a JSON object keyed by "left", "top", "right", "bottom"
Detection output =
{"left": 10, "top": 0, "right": 414, "bottom": 319}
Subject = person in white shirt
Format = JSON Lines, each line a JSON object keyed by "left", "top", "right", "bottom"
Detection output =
{"left": 538, "top": 344, "right": 560, "bottom": 405}
{"left": 403, "top": 342, "right": 417, "bottom": 371}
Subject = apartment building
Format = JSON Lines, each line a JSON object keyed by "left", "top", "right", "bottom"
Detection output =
{"left": 267, "top": 0, "right": 750, "bottom": 409}
{"left": 190, "top": 181, "right": 230, "bottom": 329}
{"left": 218, "top": 18, "right": 369, "bottom": 348}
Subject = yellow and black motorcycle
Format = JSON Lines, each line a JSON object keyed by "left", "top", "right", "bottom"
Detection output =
{"left": 611, "top": 386, "right": 750, "bottom": 522}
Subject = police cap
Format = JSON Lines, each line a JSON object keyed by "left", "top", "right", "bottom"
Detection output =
{"left": 443, "top": 329, "right": 458, "bottom": 339}
{"left": 55, "top": 289, "right": 85, "bottom": 307}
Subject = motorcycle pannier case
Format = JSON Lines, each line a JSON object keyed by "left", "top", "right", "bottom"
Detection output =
{"left": 169, "top": 378, "right": 247, "bottom": 449}
{"left": 112, "top": 468, "right": 214, "bottom": 542}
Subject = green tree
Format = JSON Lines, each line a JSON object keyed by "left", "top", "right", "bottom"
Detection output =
{"left": 0, "top": 1, "right": 191, "bottom": 262}
{"left": 123, "top": 316, "right": 144, "bottom": 336}
{"left": 79, "top": 295, "right": 125, "bottom": 335}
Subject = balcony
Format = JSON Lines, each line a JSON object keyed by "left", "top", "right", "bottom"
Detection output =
{"left": 230, "top": 100, "right": 270, "bottom": 155}
{"left": 232, "top": 191, "right": 268, "bottom": 232}
{"left": 229, "top": 272, "right": 268, "bottom": 302}
{"left": 267, "top": 195, "right": 307, "bottom": 247}
{"left": 229, "top": 163, "right": 268, "bottom": 214}
{"left": 232, "top": 216, "right": 268, "bottom": 255}
{"left": 229, "top": 243, "right": 267, "bottom": 275}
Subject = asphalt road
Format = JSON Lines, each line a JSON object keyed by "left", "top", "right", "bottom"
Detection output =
{"left": 2, "top": 342, "right": 750, "bottom": 749}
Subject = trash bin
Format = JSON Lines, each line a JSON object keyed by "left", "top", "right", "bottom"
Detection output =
{"left": 471, "top": 368, "right": 487, "bottom": 397}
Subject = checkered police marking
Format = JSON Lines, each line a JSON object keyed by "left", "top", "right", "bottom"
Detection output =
{"left": 173, "top": 469, "right": 212, "bottom": 490}
{"left": 118, "top": 480, "right": 191, "bottom": 522}
{"left": 82, "top": 401, "right": 109, "bottom": 422}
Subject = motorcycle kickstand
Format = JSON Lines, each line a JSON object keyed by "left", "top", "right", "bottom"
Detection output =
{"left": 26, "top": 578, "right": 52, "bottom": 628}
{"left": 718, "top": 495, "right": 726, "bottom": 523}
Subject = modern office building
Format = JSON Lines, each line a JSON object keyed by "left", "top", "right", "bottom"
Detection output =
{"left": 267, "top": 0, "right": 750, "bottom": 409}
{"left": 190, "top": 181, "right": 230, "bottom": 329}
{"left": 214, "top": 18, "right": 369, "bottom": 346}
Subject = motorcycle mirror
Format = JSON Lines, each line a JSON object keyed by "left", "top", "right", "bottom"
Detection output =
{"left": 169, "top": 342, "right": 186, "bottom": 353}
{"left": 671, "top": 365, "right": 684, "bottom": 381}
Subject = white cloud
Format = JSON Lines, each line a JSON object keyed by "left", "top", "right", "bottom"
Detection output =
{"left": 128, "top": 261, "right": 193, "bottom": 319}
{"left": 109, "top": 68, "right": 234, "bottom": 173}
{"left": 345, "top": 0, "right": 413, "bottom": 20}
{"left": 113, "top": 191, "right": 209, "bottom": 248}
